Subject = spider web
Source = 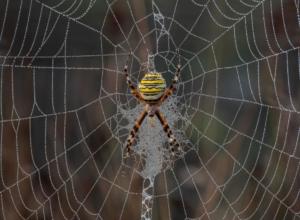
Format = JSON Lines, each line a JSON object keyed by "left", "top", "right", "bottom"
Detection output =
{"left": 1, "top": 0, "right": 300, "bottom": 219}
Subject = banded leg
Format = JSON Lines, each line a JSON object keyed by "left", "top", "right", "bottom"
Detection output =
{"left": 155, "top": 110, "right": 180, "bottom": 156}
{"left": 125, "top": 110, "right": 148, "bottom": 157}
{"left": 123, "top": 53, "right": 144, "bottom": 101}
{"left": 159, "top": 50, "right": 181, "bottom": 103}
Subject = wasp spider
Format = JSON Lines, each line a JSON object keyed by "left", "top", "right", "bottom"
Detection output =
{"left": 123, "top": 51, "right": 181, "bottom": 158}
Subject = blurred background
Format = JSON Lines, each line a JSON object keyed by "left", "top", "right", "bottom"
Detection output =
{"left": 0, "top": 0, "right": 300, "bottom": 219}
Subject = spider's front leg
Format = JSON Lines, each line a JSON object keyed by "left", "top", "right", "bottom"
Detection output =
{"left": 124, "top": 110, "right": 148, "bottom": 158}
{"left": 123, "top": 53, "right": 144, "bottom": 102}
{"left": 155, "top": 110, "right": 180, "bottom": 156}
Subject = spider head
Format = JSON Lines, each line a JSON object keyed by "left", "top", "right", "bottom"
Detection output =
{"left": 138, "top": 72, "right": 166, "bottom": 102}
{"left": 145, "top": 104, "right": 159, "bottom": 117}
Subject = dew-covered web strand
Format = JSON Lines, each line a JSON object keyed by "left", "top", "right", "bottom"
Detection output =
{"left": 0, "top": 0, "right": 300, "bottom": 219}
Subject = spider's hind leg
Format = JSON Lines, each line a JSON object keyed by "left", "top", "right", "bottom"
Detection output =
{"left": 123, "top": 52, "right": 144, "bottom": 101}
{"left": 158, "top": 50, "right": 181, "bottom": 104}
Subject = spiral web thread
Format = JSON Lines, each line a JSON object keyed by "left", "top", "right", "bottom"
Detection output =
{"left": 0, "top": 0, "right": 300, "bottom": 219}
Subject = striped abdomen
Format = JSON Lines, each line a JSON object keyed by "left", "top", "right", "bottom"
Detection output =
{"left": 138, "top": 72, "right": 166, "bottom": 101}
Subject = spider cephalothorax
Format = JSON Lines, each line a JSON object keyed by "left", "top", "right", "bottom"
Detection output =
{"left": 123, "top": 52, "right": 181, "bottom": 158}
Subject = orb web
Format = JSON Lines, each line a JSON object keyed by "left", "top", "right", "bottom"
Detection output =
{"left": 1, "top": 0, "right": 300, "bottom": 219}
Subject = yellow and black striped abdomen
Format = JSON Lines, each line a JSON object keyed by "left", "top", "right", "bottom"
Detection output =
{"left": 138, "top": 72, "right": 166, "bottom": 101}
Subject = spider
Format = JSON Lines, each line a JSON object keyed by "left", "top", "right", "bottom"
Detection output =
{"left": 123, "top": 51, "right": 181, "bottom": 158}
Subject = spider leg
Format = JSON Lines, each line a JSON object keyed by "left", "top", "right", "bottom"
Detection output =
{"left": 123, "top": 53, "right": 144, "bottom": 102}
{"left": 124, "top": 110, "right": 148, "bottom": 157}
{"left": 155, "top": 110, "right": 180, "bottom": 156}
{"left": 159, "top": 49, "right": 181, "bottom": 104}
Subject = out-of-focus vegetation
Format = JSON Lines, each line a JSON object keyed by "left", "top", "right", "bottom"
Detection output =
{"left": 1, "top": 0, "right": 300, "bottom": 219}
